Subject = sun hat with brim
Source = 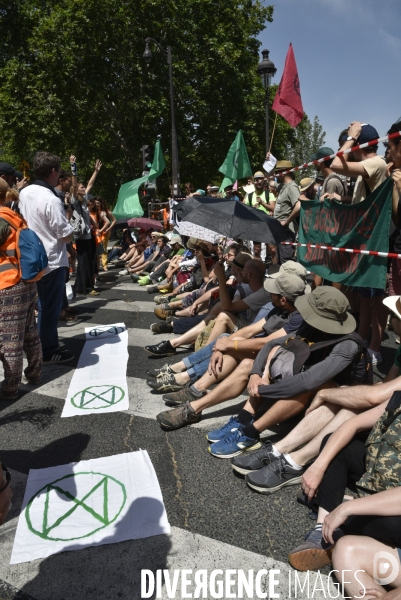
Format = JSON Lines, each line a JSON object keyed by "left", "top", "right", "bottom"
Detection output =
{"left": 186, "top": 237, "right": 198, "bottom": 249}
{"left": 264, "top": 273, "right": 307, "bottom": 303}
{"left": 253, "top": 171, "right": 265, "bottom": 179}
{"left": 170, "top": 234, "right": 184, "bottom": 246}
{"left": 294, "top": 286, "right": 356, "bottom": 335}
{"left": 232, "top": 251, "right": 253, "bottom": 269}
{"left": 299, "top": 177, "right": 315, "bottom": 193}
{"left": 275, "top": 160, "right": 292, "bottom": 172}
{"left": 269, "top": 261, "right": 311, "bottom": 293}
{"left": 383, "top": 296, "right": 401, "bottom": 320}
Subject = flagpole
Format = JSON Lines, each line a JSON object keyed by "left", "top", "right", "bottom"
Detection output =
{"left": 269, "top": 112, "right": 278, "bottom": 153}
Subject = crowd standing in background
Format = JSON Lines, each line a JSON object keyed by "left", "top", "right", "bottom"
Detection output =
{"left": 1, "top": 119, "right": 401, "bottom": 598}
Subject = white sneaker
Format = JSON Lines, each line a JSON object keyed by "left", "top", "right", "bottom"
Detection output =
{"left": 119, "top": 269, "right": 128, "bottom": 276}
{"left": 368, "top": 349, "right": 382, "bottom": 366}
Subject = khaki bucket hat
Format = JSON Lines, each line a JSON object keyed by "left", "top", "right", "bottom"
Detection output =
{"left": 294, "top": 286, "right": 356, "bottom": 334}
{"left": 383, "top": 295, "right": 401, "bottom": 320}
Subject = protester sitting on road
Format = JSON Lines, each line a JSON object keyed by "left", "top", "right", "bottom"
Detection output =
{"left": 128, "top": 235, "right": 171, "bottom": 284}
{"left": 19, "top": 151, "right": 75, "bottom": 365}
{"left": 144, "top": 255, "right": 268, "bottom": 357}
{"left": 331, "top": 121, "right": 388, "bottom": 367}
{"left": 117, "top": 229, "right": 154, "bottom": 273}
{"left": 157, "top": 287, "right": 370, "bottom": 458}
{"left": 145, "top": 235, "right": 186, "bottom": 293}
{"left": 108, "top": 229, "right": 132, "bottom": 264}
{"left": 149, "top": 265, "right": 308, "bottom": 398}
{"left": 287, "top": 393, "right": 401, "bottom": 584}
{"left": 152, "top": 274, "right": 306, "bottom": 407}
{"left": 235, "top": 355, "right": 401, "bottom": 495}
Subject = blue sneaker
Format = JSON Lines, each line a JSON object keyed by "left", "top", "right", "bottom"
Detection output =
{"left": 208, "top": 428, "right": 261, "bottom": 459}
{"left": 206, "top": 415, "right": 243, "bottom": 443}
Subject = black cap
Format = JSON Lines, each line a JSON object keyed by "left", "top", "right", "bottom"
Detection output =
{"left": 0, "top": 162, "right": 15, "bottom": 176}
{"left": 14, "top": 170, "right": 23, "bottom": 181}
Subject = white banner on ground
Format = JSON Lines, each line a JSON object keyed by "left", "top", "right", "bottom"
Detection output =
{"left": 61, "top": 323, "right": 129, "bottom": 418}
{"left": 10, "top": 451, "right": 171, "bottom": 564}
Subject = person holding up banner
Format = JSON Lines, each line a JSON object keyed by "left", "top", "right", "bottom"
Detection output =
{"left": 331, "top": 122, "right": 388, "bottom": 366}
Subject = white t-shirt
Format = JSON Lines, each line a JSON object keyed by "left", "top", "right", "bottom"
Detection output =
{"left": 20, "top": 184, "right": 73, "bottom": 273}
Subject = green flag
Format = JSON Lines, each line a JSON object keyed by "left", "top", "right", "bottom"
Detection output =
{"left": 218, "top": 130, "right": 252, "bottom": 191}
{"left": 298, "top": 177, "right": 393, "bottom": 288}
{"left": 113, "top": 141, "right": 166, "bottom": 220}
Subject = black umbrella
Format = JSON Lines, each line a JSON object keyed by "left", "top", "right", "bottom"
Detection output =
{"left": 173, "top": 195, "right": 228, "bottom": 219}
{"left": 181, "top": 199, "right": 293, "bottom": 245}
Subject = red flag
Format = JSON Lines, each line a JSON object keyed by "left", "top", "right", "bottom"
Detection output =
{"left": 272, "top": 43, "right": 304, "bottom": 128}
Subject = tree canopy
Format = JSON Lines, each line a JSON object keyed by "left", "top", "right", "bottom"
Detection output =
{"left": 0, "top": 0, "right": 324, "bottom": 204}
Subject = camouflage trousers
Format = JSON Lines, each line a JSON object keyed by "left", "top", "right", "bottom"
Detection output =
{"left": 0, "top": 280, "right": 42, "bottom": 397}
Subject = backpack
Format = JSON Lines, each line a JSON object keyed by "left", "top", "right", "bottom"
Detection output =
{"left": 268, "top": 332, "right": 372, "bottom": 386}
{"left": 357, "top": 390, "right": 401, "bottom": 497}
{"left": 0, "top": 214, "right": 48, "bottom": 282}
{"left": 70, "top": 198, "right": 86, "bottom": 240}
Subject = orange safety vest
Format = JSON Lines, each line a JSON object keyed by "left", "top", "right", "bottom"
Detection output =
{"left": 0, "top": 207, "right": 23, "bottom": 290}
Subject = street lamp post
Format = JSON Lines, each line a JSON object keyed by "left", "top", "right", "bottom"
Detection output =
{"left": 143, "top": 38, "right": 181, "bottom": 197}
{"left": 257, "top": 49, "right": 277, "bottom": 153}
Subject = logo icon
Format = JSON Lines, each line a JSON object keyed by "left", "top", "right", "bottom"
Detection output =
{"left": 373, "top": 551, "right": 400, "bottom": 586}
{"left": 88, "top": 326, "right": 125, "bottom": 337}
{"left": 71, "top": 385, "right": 125, "bottom": 410}
{"left": 25, "top": 472, "right": 127, "bottom": 541}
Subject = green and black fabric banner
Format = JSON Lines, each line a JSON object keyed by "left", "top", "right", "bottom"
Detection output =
{"left": 298, "top": 177, "right": 393, "bottom": 289}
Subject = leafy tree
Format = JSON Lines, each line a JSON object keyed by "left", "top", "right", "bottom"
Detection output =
{"left": 285, "top": 115, "right": 326, "bottom": 179}
{"left": 0, "top": 0, "right": 322, "bottom": 206}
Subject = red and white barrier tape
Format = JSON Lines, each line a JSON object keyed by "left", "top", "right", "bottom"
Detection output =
{"left": 275, "top": 130, "right": 401, "bottom": 176}
{"left": 280, "top": 241, "right": 401, "bottom": 260}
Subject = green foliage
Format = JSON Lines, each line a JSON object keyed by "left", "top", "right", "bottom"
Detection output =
{"left": 286, "top": 115, "right": 326, "bottom": 179}
{"left": 0, "top": 1, "right": 323, "bottom": 205}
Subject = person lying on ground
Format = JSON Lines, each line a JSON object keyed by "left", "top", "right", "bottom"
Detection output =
{"left": 144, "top": 255, "right": 268, "bottom": 356}
{"left": 157, "top": 287, "right": 371, "bottom": 459}
{"left": 148, "top": 271, "right": 306, "bottom": 394}
{"left": 287, "top": 394, "right": 401, "bottom": 587}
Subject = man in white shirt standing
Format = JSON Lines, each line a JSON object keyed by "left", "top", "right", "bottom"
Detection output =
{"left": 19, "top": 152, "right": 74, "bottom": 364}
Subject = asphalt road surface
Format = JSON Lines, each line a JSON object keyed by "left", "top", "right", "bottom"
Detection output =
{"left": 0, "top": 270, "right": 396, "bottom": 600}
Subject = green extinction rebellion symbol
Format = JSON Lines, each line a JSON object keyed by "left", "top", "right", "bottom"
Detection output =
{"left": 25, "top": 472, "right": 127, "bottom": 541}
{"left": 88, "top": 326, "right": 125, "bottom": 337}
{"left": 71, "top": 385, "right": 125, "bottom": 410}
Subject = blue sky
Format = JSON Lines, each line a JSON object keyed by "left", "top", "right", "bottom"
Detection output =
{"left": 257, "top": 0, "right": 401, "bottom": 155}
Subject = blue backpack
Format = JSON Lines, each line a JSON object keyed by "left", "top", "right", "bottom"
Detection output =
{"left": 0, "top": 211, "right": 48, "bottom": 282}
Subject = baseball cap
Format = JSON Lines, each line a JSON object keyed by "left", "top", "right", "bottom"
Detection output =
{"left": 195, "top": 189, "right": 205, "bottom": 196}
{"left": 358, "top": 124, "right": 379, "bottom": 145}
{"left": 310, "top": 147, "right": 335, "bottom": 162}
{"left": 264, "top": 273, "right": 307, "bottom": 302}
{"left": 232, "top": 251, "right": 253, "bottom": 269}
{"left": 0, "top": 162, "right": 15, "bottom": 176}
{"left": 299, "top": 177, "right": 315, "bottom": 193}
{"left": 268, "top": 261, "right": 311, "bottom": 292}
{"left": 170, "top": 234, "right": 184, "bottom": 246}
{"left": 210, "top": 185, "right": 219, "bottom": 192}
{"left": 294, "top": 286, "right": 356, "bottom": 334}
